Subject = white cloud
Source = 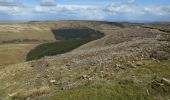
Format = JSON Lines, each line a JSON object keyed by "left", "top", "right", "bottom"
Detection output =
{"left": 105, "top": 4, "right": 144, "bottom": 15}
{"left": 143, "top": 6, "right": 170, "bottom": 16}
{"left": 105, "top": 4, "right": 170, "bottom": 16}
{"left": 32, "top": 5, "right": 106, "bottom": 20}
{"left": 0, "top": 2, "right": 170, "bottom": 21}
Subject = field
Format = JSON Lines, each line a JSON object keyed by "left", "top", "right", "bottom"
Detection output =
{"left": 0, "top": 21, "right": 169, "bottom": 100}
{"left": 0, "top": 44, "right": 37, "bottom": 67}
{"left": 0, "top": 30, "right": 55, "bottom": 43}
{"left": 0, "top": 23, "right": 56, "bottom": 66}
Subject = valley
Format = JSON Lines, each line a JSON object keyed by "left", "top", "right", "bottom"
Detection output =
{"left": 27, "top": 28, "right": 104, "bottom": 61}
{"left": 0, "top": 21, "right": 169, "bottom": 100}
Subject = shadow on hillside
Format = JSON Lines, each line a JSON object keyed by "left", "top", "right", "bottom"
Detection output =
{"left": 51, "top": 28, "right": 104, "bottom": 41}
{"left": 51, "top": 30, "right": 60, "bottom": 40}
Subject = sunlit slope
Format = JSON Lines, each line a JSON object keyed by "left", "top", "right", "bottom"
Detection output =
{"left": 0, "top": 23, "right": 56, "bottom": 66}
{"left": 0, "top": 21, "right": 121, "bottom": 66}
{"left": 0, "top": 23, "right": 56, "bottom": 43}
{"left": 0, "top": 44, "right": 37, "bottom": 67}
{"left": 0, "top": 21, "right": 169, "bottom": 100}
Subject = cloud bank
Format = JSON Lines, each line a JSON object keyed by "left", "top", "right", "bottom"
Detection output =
{"left": 0, "top": 0, "right": 170, "bottom": 22}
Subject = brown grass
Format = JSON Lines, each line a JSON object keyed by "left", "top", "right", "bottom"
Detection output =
{"left": 0, "top": 44, "right": 37, "bottom": 67}
{"left": 0, "top": 24, "right": 56, "bottom": 67}
{"left": 0, "top": 30, "right": 55, "bottom": 42}
{"left": 9, "top": 86, "right": 50, "bottom": 99}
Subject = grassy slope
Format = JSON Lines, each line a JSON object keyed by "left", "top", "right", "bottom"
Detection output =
{"left": 0, "top": 22, "right": 56, "bottom": 42}
{"left": 0, "top": 59, "right": 169, "bottom": 100}
{"left": 0, "top": 21, "right": 169, "bottom": 100}
{"left": 0, "top": 23, "right": 56, "bottom": 66}
{"left": 0, "top": 44, "right": 37, "bottom": 67}
{"left": 0, "top": 30, "right": 55, "bottom": 43}
{"left": 58, "top": 61, "right": 170, "bottom": 100}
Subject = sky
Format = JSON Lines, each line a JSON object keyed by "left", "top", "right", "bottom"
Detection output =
{"left": 0, "top": 0, "right": 170, "bottom": 22}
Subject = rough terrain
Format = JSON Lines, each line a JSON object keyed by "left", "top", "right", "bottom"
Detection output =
{"left": 0, "top": 21, "right": 169, "bottom": 100}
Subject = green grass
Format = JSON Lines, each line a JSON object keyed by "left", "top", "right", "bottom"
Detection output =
{"left": 0, "top": 59, "right": 169, "bottom": 100}
{"left": 47, "top": 60, "right": 170, "bottom": 100}
{"left": 144, "top": 60, "right": 170, "bottom": 78}
{"left": 50, "top": 81, "right": 150, "bottom": 100}
{"left": 26, "top": 28, "right": 104, "bottom": 61}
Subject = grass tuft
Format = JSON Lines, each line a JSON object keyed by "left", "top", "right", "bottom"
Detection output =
{"left": 9, "top": 86, "right": 50, "bottom": 100}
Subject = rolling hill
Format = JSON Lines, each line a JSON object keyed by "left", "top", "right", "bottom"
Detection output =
{"left": 0, "top": 21, "right": 169, "bottom": 100}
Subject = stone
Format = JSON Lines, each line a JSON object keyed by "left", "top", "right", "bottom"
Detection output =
{"left": 50, "top": 80, "right": 56, "bottom": 83}
{"left": 135, "top": 61, "right": 143, "bottom": 66}
{"left": 88, "top": 78, "right": 93, "bottom": 81}
{"left": 116, "top": 64, "right": 121, "bottom": 67}
{"left": 82, "top": 75, "right": 88, "bottom": 79}
{"left": 162, "top": 78, "right": 170, "bottom": 86}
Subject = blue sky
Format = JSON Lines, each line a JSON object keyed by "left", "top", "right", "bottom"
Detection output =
{"left": 0, "top": 0, "right": 170, "bottom": 22}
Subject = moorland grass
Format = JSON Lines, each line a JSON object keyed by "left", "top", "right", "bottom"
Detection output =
{"left": 49, "top": 61, "right": 170, "bottom": 100}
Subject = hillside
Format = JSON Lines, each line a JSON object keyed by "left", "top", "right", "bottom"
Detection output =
{"left": 0, "top": 21, "right": 112, "bottom": 66}
{"left": 0, "top": 21, "right": 169, "bottom": 100}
